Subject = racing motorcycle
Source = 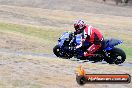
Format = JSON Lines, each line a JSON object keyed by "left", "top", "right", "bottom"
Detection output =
{"left": 53, "top": 32, "right": 126, "bottom": 64}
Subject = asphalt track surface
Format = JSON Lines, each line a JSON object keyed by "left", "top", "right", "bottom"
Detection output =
{"left": 0, "top": 49, "right": 131, "bottom": 68}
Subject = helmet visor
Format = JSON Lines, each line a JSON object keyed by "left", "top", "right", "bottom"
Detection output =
{"left": 74, "top": 25, "right": 79, "bottom": 30}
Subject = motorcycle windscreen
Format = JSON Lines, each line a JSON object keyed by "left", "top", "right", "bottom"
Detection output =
{"left": 60, "top": 32, "right": 70, "bottom": 40}
{"left": 58, "top": 32, "right": 70, "bottom": 46}
{"left": 104, "top": 38, "right": 122, "bottom": 50}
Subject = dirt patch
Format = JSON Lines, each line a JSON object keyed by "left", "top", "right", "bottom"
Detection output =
{"left": 0, "top": 53, "right": 131, "bottom": 88}
{"left": 0, "top": 0, "right": 132, "bottom": 17}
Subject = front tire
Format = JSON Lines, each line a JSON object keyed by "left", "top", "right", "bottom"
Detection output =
{"left": 105, "top": 47, "right": 126, "bottom": 64}
{"left": 53, "top": 45, "right": 61, "bottom": 57}
{"left": 53, "top": 45, "right": 73, "bottom": 59}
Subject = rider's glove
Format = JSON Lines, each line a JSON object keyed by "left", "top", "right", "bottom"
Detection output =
{"left": 73, "top": 31, "right": 77, "bottom": 36}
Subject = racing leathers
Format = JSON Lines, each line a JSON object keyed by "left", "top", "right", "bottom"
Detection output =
{"left": 76, "top": 25, "right": 104, "bottom": 57}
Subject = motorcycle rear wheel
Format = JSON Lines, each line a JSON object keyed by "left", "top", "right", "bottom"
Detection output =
{"left": 105, "top": 47, "right": 126, "bottom": 64}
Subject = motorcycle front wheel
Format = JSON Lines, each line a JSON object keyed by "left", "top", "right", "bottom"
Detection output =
{"left": 53, "top": 45, "right": 62, "bottom": 57}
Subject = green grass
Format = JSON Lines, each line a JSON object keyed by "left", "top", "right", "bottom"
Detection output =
{"left": 0, "top": 22, "right": 64, "bottom": 43}
{"left": 0, "top": 22, "right": 66, "bottom": 54}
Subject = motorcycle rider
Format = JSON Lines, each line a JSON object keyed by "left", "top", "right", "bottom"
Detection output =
{"left": 74, "top": 19, "right": 104, "bottom": 57}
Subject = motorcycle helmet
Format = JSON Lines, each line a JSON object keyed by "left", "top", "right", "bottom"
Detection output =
{"left": 74, "top": 20, "right": 86, "bottom": 34}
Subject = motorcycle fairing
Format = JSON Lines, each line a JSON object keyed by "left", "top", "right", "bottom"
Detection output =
{"left": 58, "top": 32, "right": 122, "bottom": 52}
{"left": 58, "top": 32, "right": 70, "bottom": 47}
{"left": 75, "top": 35, "right": 81, "bottom": 45}
{"left": 104, "top": 38, "right": 122, "bottom": 50}
{"left": 75, "top": 35, "right": 90, "bottom": 46}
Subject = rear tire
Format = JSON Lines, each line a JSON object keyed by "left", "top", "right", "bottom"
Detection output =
{"left": 105, "top": 47, "right": 126, "bottom": 64}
